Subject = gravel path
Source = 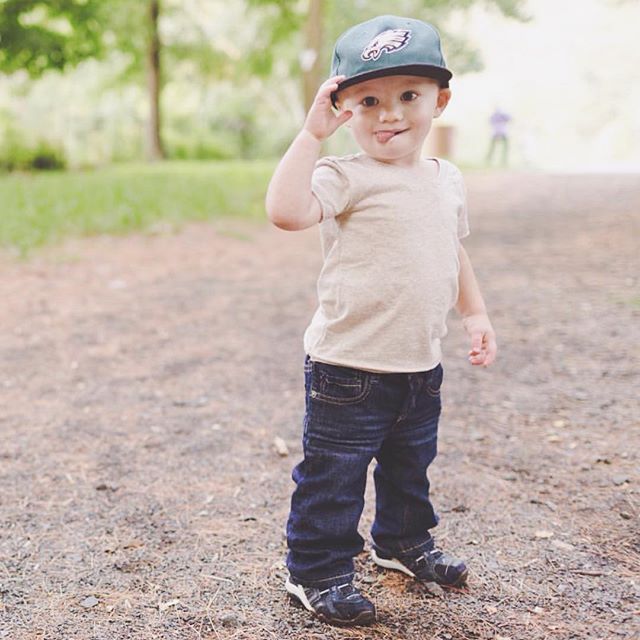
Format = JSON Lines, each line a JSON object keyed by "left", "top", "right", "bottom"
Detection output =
{"left": 0, "top": 172, "right": 638, "bottom": 639}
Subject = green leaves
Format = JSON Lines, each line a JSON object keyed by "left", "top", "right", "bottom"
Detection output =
{"left": 0, "top": 0, "right": 104, "bottom": 76}
{"left": 0, "top": 0, "right": 527, "bottom": 81}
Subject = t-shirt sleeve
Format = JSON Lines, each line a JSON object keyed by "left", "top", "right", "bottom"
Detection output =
{"left": 311, "top": 157, "right": 351, "bottom": 221}
{"left": 443, "top": 162, "right": 469, "bottom": 239}
{"left": 456, "top": 175, "right": 470, "bottom": 239}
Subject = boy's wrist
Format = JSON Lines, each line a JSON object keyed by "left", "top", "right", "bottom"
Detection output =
{"left": 300, "top": 127, "right": 325, "bottom": 145}
{"left": 462, "top": 309, "right": 488, "bottom": 319}
{"left": 462, "top": 311, "right": 493, "bottom": 331}
{"left": 457, "top": 304, "right": 488, "bottom": 321}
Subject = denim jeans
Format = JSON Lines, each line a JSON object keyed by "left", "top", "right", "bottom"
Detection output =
{"left": 286, "top": 355, "right": 443, "bottom": 588}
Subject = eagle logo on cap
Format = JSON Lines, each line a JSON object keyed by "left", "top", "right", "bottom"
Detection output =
{"left": 361, "top": 29, "right": 412, "bottom": 62}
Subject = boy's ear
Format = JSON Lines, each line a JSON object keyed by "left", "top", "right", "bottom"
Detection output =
{"left": 434, "top": 88, "right": 451, "bottom": 118}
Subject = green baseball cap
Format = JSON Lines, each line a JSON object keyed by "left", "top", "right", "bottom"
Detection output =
{"left": 330, "top": 15, "right": 452, "bottom": 104}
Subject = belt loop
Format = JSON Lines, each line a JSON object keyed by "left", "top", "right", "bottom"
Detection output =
{"left": 408, "top": 374, "right": 420, "bottom": 411}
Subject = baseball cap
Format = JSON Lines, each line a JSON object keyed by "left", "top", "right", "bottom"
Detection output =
{"left": 330, "top": 15, "right": 452, "bottom": 104}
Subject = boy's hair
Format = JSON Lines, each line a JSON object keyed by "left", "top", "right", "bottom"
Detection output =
{"left": 330, "top": 15, "right": 452, "bottom": 105}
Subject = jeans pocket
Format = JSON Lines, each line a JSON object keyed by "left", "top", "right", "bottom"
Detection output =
{"left": 310, "top": 362, "right": 373, "bottom": 406}
{"left": 425, "top": 364, "right": 444, "bottom": 397}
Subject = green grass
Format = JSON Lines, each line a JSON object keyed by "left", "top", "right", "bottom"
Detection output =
{"left": 0, "top": 160, "right": 275, "bottom": 256}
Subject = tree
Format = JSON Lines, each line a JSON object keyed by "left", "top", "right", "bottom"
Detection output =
{"left": 0, "top": 0, "right": 168, "bottom": 161}
{"left": 109, "top": 0, "right": 528, "bottom": 157}
{"left": 0, "top": 0, "right": 529, "bottom": 164}
{"left": 0, "top": 0, "right": 104, "bottom": 76}
{"left": 101, "top": 0, "right": 302, "bottom": 160}
{"left": 146, "top": 0, "right": 164, "bottom": 160}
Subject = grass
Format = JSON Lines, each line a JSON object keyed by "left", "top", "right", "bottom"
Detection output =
{"left": 0, "top": 160, "right": 275, "bottom": 256}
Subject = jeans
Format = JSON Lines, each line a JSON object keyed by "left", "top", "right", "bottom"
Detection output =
{"left": 286, "top": 355, "right": 443, "bottom": 588}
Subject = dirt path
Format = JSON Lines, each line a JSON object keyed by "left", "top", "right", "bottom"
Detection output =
{"left": 0, "top": 172, "right": 638, "bottom": 640}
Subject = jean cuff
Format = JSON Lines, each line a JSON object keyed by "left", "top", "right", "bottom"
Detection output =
{"left": 373, "top": 535, "right": 435, "bottom": 559}
{"left": 288, "top": 570, "right": 355, "bottom": 589}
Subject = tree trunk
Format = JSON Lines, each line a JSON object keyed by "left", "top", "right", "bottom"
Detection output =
{"left": 302, "top": 0, "right": 324, "bottom": 113}
{"left": 146, "top": 0, "right": 164, "bottom": 161}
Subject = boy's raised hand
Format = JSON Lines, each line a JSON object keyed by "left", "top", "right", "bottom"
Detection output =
{"left": 303, "top": 75, "right": 353, "bottom": 142}
{"left": 463, "top": 313, "right": 497, "bottom": 367}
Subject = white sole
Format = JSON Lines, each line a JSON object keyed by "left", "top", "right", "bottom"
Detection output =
{"left": 370, "top": 548, "right": 416, "bottom": 578}
{"left": 371, "top": 548, "right": 469, "bottom": 587}
{"left": 285, "top": 577, "right": 377, "bottom": 627}
{"left": 285, "top": 577, "right": 314, "bottom": 612}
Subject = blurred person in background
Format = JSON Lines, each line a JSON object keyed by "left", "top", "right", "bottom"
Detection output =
{"left": 486, "top": 106, "right": 512, "bottom": 166}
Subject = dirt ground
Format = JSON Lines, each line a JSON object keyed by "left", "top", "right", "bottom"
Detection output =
{"left": 0, "top": 172, "right": 638, "bottom": 640}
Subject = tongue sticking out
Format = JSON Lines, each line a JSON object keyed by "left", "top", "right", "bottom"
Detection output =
{"left": 376, "top": 130, "right": 398, "bottom": 143}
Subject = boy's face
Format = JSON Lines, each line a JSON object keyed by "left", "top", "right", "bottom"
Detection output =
{"left": 336, "top": 75, "right": 451, "bottom": 166}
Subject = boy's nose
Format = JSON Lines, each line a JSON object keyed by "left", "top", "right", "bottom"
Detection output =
{"left": 379, "top": 105, "right": 402, "bottom": 122}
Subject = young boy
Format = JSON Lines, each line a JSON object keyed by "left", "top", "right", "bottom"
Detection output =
{"left": 266, "top": 15, "right": 497, "bottom": 627}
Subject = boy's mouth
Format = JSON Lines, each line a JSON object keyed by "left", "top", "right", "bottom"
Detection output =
{"left": 375, "top": 128, "right": 408, "bottom": 143}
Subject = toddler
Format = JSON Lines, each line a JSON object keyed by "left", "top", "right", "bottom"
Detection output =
{"left": 266, "top": 14, "right": 497, "bottom": 627}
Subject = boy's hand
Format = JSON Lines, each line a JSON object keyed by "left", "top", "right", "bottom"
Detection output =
{"left": 303, "top": 75, "right": 353, "bottom": 142}
{"left": 462, "top": 313, "right": 497, "bottom": 367}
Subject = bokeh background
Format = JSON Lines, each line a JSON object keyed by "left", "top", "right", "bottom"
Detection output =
{"left": 2, "top": 0, "right": 639, "bottom": 257}
{"left": 2, "top": 0, "right": 639, "bottom": 172}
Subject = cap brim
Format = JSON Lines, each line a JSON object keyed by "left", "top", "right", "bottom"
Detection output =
{"left": 331, "top": 64, "right": 452, "bottom": 106}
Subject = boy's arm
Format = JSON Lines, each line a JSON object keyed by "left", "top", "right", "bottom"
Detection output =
{"left": 265, "top": 130, "right": 324, "bottom": 231}
{"left": 456, "top": 244, "right": 497, "bottom": 366}
{"left": 265, "top": 76, "right": 352, "bottom": 231}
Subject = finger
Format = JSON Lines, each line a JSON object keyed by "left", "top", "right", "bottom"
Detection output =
{"left": 469, "top": 332, "right": 483, "bottom": 355}
{"left": 336, "top": 110, "right": 352, "bottom": 126}
{"left": 483, "top": 337, "right": 498, "bottom": 366}
{"left": 315, "top": 83, "right": 341, "bottom": 105}
{"left": 323, "top": 74, "right": 346, "bottom": 86}
{"left": 318, "top": 75, "right": 346, "bottom": 94}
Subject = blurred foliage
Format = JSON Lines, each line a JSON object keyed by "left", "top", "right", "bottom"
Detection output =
{"left": 0, "top": 0, "right": 527, "bottom": 166}
{"left": 0, "top": 0, "right": 105, "bottom": 76}
{"left": 99, "top": 0, "right": 304, "bottom": 86}
{"left": 0, "top": 0, "right": 525, "bottom": 82}
{"left": 0, "top": 126, "right": 67, "bottom": 171}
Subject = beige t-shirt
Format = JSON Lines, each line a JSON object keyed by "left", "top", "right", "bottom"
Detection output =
{"left": 303, "top": 153, "right": 469, "bottom": 373}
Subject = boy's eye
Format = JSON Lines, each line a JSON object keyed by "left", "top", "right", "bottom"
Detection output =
{"left": 401, "top": 91, "right": 419, "bottom": 102}
{"left": 361, "top": 96, "right": 378, "bottom": 107}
